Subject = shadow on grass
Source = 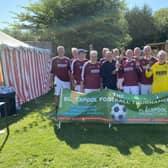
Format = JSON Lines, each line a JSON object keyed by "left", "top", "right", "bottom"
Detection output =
{"left": 0, "top": 90, "right": 55, "bottom": 130}
{"left": 0, "top": 90, "right": 55, "bottom": 150}
{"left": 1, "top": 89, "right": 167, "bottom": 156}
{"left": 0, "top": 125, "right": 10, "bottom": 152}
{"left": 53, "top": 122, "right": 168, "bottom": 155}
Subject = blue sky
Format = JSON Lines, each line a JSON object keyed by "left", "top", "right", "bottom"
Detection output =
{"left": 0, "top": 0, "right": 168, "bottom": 29}
{"left": 126, "top": 0, "right": 168, "bottom": 10}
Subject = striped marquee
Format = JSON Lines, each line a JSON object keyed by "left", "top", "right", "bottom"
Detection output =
{"left": 0, "top": 45, "right": 51, "bottom": 106}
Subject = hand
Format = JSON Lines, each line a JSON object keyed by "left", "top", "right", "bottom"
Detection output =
{"left": 80, "top": 87, "right": 84, "bottom": 93}
{"left": 50, "top": 81, "right": 53, "bottom": 88}
{"left": 115, "top": 61, "right": 120, "bottom": 71}
{"left": 117, "top": 78, "right": 124, "bottom": 90}
{"left": 112, "top": 70, "right": 116, "bottom": 75}
{"left": 146, "top": 64, "right": 151, "bottom": 71}
{"left": 71, "top": 83, "right": 75, "bottom": 90}
{"left": 100, "top": 83, "right": 103, "bottom": 90}
{"left": 136, "top": 62, "right": 142, "bottom": 72}
{"left": 136, "top": 61, "right": 140, "bottom": 67}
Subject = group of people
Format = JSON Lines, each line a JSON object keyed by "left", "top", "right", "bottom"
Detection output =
{"left": 50, "top": 45, "right": 168, "bottom": 113}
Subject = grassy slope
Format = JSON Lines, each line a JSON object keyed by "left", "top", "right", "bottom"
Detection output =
{"left": 0, "top": 90, "right": 168, "bottom": 168}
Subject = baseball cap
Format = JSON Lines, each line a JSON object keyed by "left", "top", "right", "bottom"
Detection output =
{"left": 78, "top": 49, "right": 88, "bottom": 54}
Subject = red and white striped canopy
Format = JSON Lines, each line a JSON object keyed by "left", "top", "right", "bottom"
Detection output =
{"left": 0, "top": 31, "right": 51, "bottom": 106}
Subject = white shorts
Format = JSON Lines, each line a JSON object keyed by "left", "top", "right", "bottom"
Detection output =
{"left": 123, "top": 86, "right": 139, "bottom": 95}
{"left": 140, "top": 84, "right": 152, "bottom": 95}
{"left": 54, "top": 76, "right": 70, "bottom": 96}
{"left": 74, "top": 85, "right": 81, "bottom": 92}
{"left": 84, "top": 89, "right": 99, "bottom": 94}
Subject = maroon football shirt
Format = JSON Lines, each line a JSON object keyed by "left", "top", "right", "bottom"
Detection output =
{"left": 99, "top": 57, "right": 106, "bottom": 65}
{"left": 119, "top": 59, "right": 139, "bottom": 86}
{"left": 81, "top": 61, "right": 101, "bottom": 89}
{"left": 138, "top": 56, "right": 157, "bottom": 84}
{"left": 117, "top": 57, "right": 127, "bottom": 78}
{"left": 71, "top": 59, "right": 88, "bottom": 84}
{"left": 50, "top": 56, "right": 71, "bottom": 81}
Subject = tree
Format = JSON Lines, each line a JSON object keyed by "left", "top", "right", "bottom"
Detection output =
{"left": 126, "top": 4, "right": 157, "bottom": 48}
{"left": 11, "top": 0, "right": 131, "bottom": 54}
{"left": 153, "top": 8, "right": 168, "bottom": 42}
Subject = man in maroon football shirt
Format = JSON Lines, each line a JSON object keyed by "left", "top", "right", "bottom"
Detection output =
{"left": 133, "top": 47, "right": 143, "bottom": 60}
{"left": 71, "top": 49, "right": 88, "bottom": 92}
{"left": 50, "top": 46, "right": 71, "bottom": 113}
{"left": 71, "top": 47, "right": 78, "bottom": 60}
{"left": 133, "top": 47, "right": 143, "bottom": 89}
{"left": 133, "top": 47, "right": 143, "bottom": 66}
{"left": 81, "top": 50, "right": 102, "bottom": 93}
{"left": 118, "top": 49, "right": 139, "bottom": 95}
{"left": 138, "top": 45, "right": 157, "bottom": 95}
{"left": 113, "top": 48, "right": 120, "bottom": 60}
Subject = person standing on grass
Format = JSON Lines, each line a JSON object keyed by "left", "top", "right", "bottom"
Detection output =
{"left": 146, "top": 50, "right": 168, "bottom": 94}
{"left": 133, "top": 47, "right": 143, "bottom": 93}
{"left": 81, "top": 50, "right": 102, "bottom": 93}
{"left": 133, "top": 47, "right": 143, "bottom": 69}
{"left": 50, "top": 46, "right": 71, "bottom": 113}
{"left": 99, "top": 48, "right": 109, "bottom": 65}
{"left": 117, "top": 49, "right": 139, "bottom": 95}
{"left": 138, "top": 45, "right": 157, "bottom": 95}
{"left": 115, "top": 48, "right": 126, "bottom": 90}
{"left": 71, "top": 49, "right": 88, "bottom": 92}
{"left": 133, "top": 47, "right": 142, "bottom": 59}
{"left": 100, "top": 51, "right": 117, "bottom": 90}
{"left": 71, "top": 47, "right": 78, "bottom": 60}
{"left": 112, "top": 48, "right": 120, "bottom": 61}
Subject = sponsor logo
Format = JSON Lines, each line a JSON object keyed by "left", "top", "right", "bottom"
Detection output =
{"left": 124, "top": 67, "right": 133, "bottom": 72}
{"left": 156, "top": 71, "right": 167, "bottom": 76}
{"left": 91, "top": 69, "right": 100, "bottom": 73}
{"left": 57, "top": 64, "right": 67, "bottom": 68}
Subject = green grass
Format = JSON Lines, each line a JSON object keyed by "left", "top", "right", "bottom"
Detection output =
{"left": 0, "top": 90, "right": 168, "bottom": 168}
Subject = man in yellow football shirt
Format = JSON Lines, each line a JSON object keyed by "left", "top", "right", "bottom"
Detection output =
{"left": 146, "top": 50, "right": 168, "bottom": 94}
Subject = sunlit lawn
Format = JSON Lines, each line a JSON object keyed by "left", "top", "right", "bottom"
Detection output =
{"left": 0, "top": 90, "right": 168, "bottom": 168}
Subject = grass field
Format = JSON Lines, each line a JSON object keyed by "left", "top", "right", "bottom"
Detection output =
{"left": 0, "top": 90, "right": 168, "bottom": 168}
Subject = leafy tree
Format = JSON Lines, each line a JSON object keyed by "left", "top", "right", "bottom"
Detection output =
{"left": 126, "top": 4, "right": 157, "bottom": 48}
{"left": 11, "top": 0, "right": 131, "bottom": 54}
{"left": 153, "top": 8, "right": 168, "bottom": 42}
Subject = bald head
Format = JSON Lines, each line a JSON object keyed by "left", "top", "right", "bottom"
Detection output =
{"left": 134, "top": 47, "right": 141, "bottom": 58}
{"left": 105, "top": 51, "right": 113, "bottom": 62}
{"left": 90, "top": 50, "right": 98, "bottom": 63}
{"left": 57, "top": 46, "right": 65, "bottom": 57}
{"left": 113, "top": 48, "right": 120, "bottom": 57}
{"left": 157, "top": 50, "right": 167, "bottom": 64}
{"left": 71, "top": 47, "right": 78, "bottom": 59}
{"left": 144, "top": 45, "right": 152, "bottom": 57}
{"left": 126, "top": 49, "right": 133, "bottom": 60}
{"left": 102, "top": 48, "right": 109, "bottom": 58}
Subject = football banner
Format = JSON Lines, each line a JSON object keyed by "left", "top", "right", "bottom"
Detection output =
{"left": 57, "top": 89, "right": 168, "bottom": 124}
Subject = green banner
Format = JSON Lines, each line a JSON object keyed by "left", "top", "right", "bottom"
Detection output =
{"left": 57, "top": 89, "right": 168, "bottom": 123}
